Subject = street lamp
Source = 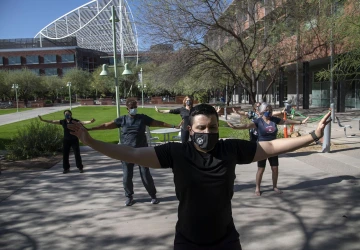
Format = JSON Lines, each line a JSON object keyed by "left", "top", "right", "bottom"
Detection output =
{"left": 99, "top": 5, "right": 132, "bottom": 144}
{"left": 66, "top": 82, "right": 72, "bottom": 110}
{"left": 137, "top": 68, "right": 146, "bottom": 108}
{"left": 12, "top": 84, "right": 19, "bottom": 112}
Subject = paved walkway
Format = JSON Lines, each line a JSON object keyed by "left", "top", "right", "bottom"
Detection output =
{"left": 0, "top": 105, "right": 359, "bottom": 250}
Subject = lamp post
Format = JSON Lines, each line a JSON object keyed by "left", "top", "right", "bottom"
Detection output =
{"left": 137, "top": 68, "right": 146, "bottom": 108}
{"left": 99, "top": 5, "right": 132, "bottom": 144}
{"left": 12, "top": 84, "right": 19, "bottom": 112}
{"left": 66, "top": 82, "right": 72, "bottom": 110}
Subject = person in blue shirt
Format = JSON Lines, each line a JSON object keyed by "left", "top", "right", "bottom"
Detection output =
{"left": 228, "top": 102, "right": 309, "bottom": 196}
{"left": 88, "top": 99, "right": 179, "bottom": 206}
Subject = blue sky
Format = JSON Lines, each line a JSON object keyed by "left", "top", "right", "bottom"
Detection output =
{"left": 0, "top": 0, "right": 140, "bottom": 40}
{"left": 0, "top": 0, "right": 95, "bottom": 39}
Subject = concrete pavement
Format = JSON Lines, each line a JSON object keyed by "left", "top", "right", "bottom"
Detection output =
{"left": 0, "top": 104, "right": 78, "bottom": 126}
{"left": 0, "top": 105, "right": 360, "bottom": 250}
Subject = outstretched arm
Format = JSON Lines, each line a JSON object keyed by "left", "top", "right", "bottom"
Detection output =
{"left": 150, "top": 119, "right": 180, "bottom": 129}
{"left": 80, "top": 118, "right": 96, "bottom": 125}
{"left": 68, "top": 122, "right": 161, "bottom": 169}
{"left": 252, "top": 111, "right": 331, "bottom": 162}
{"left": 87, "top": 121, "right": 117, "bottom": 131}
{"left": 227, "top": 121, "right": 256, "bottom": 130}
{"left": 272, "top": 108, "right": 285, "bottom": 117}
{"left": 38, "top": 115, "right": 61, "bottom": 125}
{"left": 279, "top": 117, "right": 309, "bottom": 125}
{"left": 232, "top": 107, "right": 248, "bottom": 116}
{"left": 155, "top": 106, "right": 171, "bottom": 114}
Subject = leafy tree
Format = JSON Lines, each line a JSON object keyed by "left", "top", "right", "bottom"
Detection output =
{"left": 135, "top": 0, "right": 330, "bottom": 104}
{"left": 62, "top": 68, "right": 93, "bottom": 99}
{"left": 5, "top": 68, "right": 42, "bottom": 106}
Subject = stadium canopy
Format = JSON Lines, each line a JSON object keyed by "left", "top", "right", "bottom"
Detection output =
{"left": 34, "top": 0, "right": 138, "bottom": 64}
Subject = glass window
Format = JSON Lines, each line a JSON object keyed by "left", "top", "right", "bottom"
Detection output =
{"left": 26, "top": 55, "right": 39, "bottom": 64}
{"left": 44, "top": 54, "right": 57, "bottom": 64}
{"left": 45, "top": 68, "right": 58, "bottom": 76}
{"left": 61, "top": 54, "right": 74, "bottom": 63}
{"left": 8, "top": 56, "right": 21, "bottom": 65}
{"left": 0, "top": 57, "right": 3, "bottom": 65}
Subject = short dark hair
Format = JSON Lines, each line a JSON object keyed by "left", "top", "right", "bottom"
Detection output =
{"left": 63, "top": 110, "right": 72, "bottom": 115}
{"left": 126, "top": 99, "right": 137, "bottom": 107}
{"left": 189, "top": 104, "right": 219, "bottom": 126}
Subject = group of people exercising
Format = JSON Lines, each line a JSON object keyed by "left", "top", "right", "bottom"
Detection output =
{"left": 39, "top": 96, "right": 329, "bottom": 249}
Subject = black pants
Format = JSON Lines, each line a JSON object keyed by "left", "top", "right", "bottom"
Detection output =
{"left": 174, "top": 227, "right": 242, "bottom": 250}
{"left": 181, "top": 129, "right": 190, "bottom": 143}
{"left": 122, "top": 162, "right": 157, "bottom": 198}
{"left": 63, "top": 139, "right": 83, "bottom": 170}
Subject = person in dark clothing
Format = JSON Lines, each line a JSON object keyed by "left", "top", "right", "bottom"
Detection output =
{"left": 38, "top": 110, "right": 95, "bottom": 174}
{"left": 228, "top": 102, "right": 309, "bottom": 196}
{"left": 68, "top": 103, "right": 331, "bottom": 250}
{"left": 87, "top": 99, "right": 179, "bottom": 206}
{"left": 155, "top": 95, "right": 195, "bottom": 143}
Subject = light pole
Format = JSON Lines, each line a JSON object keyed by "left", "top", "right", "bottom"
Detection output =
{"left": 12, "top": 84, "right": 19, "bottom": 112}
{"left": 137, "top": 68, "right": 146, "bottom": 108}
{"left": 66, "top": 82, "right": 72, "bottom": 110}
{"left": 99, "top": 5, "right": 132, "bottom": 144}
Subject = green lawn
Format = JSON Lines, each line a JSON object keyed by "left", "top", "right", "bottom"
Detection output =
{"left": 0, "top": 106, "right": 237, "bottom": 150}
{"left": 0, "top": 108, "right": 33, "bottom": 115}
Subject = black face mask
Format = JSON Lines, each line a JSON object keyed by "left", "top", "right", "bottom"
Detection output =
{"left": 186, "top": 100, "right": 192, "bottom": 106}
{"left": 191, "top": 132, "right": 219, "bottom": 151}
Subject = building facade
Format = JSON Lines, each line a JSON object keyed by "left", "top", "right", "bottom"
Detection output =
{"left": 0, "top": 37, "right": 108, "bottom": 76}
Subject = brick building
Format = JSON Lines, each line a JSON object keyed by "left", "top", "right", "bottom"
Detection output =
{"left": 0, "top": 37, "right": 108, "bottom": 76}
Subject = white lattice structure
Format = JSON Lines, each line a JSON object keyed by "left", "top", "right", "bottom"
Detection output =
{"left": 34, "top": 0, "right": 138, "bottom": 63}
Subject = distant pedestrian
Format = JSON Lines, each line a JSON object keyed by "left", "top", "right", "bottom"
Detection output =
{"left": 87, "top": 99, "right": 179, "bottom": 206}
{"left": 155, "top": 95, "right": 194, "bottom": 143}
{"left": 38, "top": 110, "right": 95, "bottom": 174}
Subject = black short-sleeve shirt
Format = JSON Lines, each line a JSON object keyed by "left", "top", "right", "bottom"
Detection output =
{"left": 154, "top": 139, "right": 257, "bottom": 245}
{"left": 114, "top": 114, "right": 154, "bottom": 147}
{"left": 60, "top": 119, "right": 80, "bottom": 140}
{"left": 169, "top": 107, "right": 194, "bottom": 130}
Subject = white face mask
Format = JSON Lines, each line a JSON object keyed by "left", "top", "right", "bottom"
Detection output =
{"left": 129, "top": 108, "right": 137, "bottom": 115}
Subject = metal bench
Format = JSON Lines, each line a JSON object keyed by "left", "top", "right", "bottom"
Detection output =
{"left": 335, "top": 116, "right": 356, "bottom": 137}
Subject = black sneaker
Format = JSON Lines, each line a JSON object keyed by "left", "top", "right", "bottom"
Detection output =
{"left": 125, "top": 197, "right": 134, "bottom": 206}
{"left": 151, "top": 198, "right": 160, "bottom": 204}
{"left": 79, "top": 169, "right": 84, "bottom": 173}
{"left": 63, "top": 169, "right": 70, "bottom": 174}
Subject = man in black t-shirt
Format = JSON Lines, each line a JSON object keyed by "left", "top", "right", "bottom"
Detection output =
{"left": 88, "top": 99, "right": 179, "bottom": 206}
{"left": 69, "top": 104, "right": 331, "bottom": 249}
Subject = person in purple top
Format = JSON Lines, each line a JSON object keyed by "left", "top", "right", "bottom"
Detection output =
{"left": 228, "top": 102, "right": 309, "bottom": 196}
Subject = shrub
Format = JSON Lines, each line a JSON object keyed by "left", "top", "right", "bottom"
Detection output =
{"left": 6, "top": 120, "right": 63, "bottom": 160}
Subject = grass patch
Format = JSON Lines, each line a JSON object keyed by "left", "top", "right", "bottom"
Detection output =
{"left": 0, "top": 106, "right": 237, "bottom": 150}
{"left": 0, "top": 108, "right": 33, "bottom": 115}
